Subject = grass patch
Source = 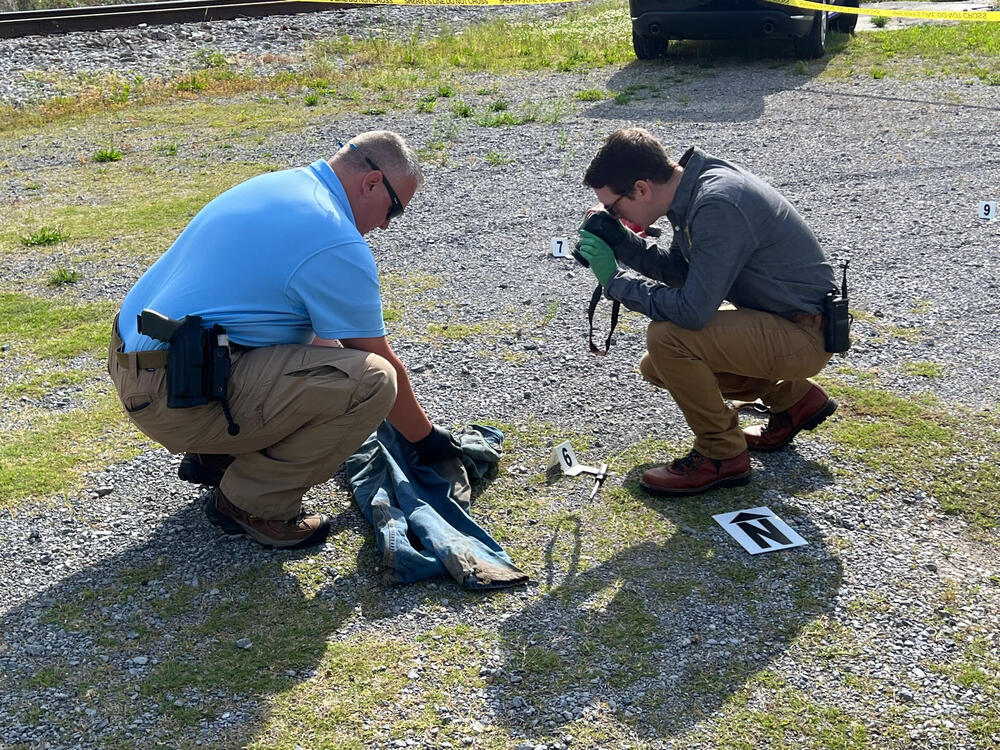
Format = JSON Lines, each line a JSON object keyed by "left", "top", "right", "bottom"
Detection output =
{"left": 93, "top": 146, "right": 123, "bottom": 162}
{"left": 0, "top": 388, "right": 147, "bottom": 507}
{"left": 484, "top": 150, "right": 514, "bottom": 166}
{"left": 824, "top": 22, "right": 1000, "bottom": 83}
{"left": 902, "top": 360, "right": 944, "bottom": 378}
{"left": 47, "top": 266, "right": 81, "bottom": 286}
{"left": 0, "top": 293, "right": 116, "bottom": 360}
{"left": 20, "top": 226, "right": 65, "bottom": 247}
{"left": 822, "top": 380, "right": 1000, "bottom": 532}
{"left": 1, "top": 161, "right": 271, "bottom": 259}
{"left": 930, "top": 638, "right": 1000, "bottom": 740}
{"left": 573, "top": 88, "right": 606, "bottom": 101}
{"left": 707, "top": 685, "right": 869, "bottom": 748}
{"left": 0, "top": 0, "right": 633, "bottom": 133}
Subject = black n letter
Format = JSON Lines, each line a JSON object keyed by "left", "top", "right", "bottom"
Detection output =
{"left": 737, "top": 519, "right": 791, "bottom": 550}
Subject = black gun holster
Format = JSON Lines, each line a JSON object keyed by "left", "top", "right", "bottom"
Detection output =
{"left": 137, "top": 309, "right": 240, "bottom": 435}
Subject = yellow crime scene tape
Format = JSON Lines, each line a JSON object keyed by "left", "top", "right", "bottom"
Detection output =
{"left": 766, "top": 0, "right": 1000, "bottom": 21}
{"left": 289, "top": 0, "right": 1000, "bottom": 20}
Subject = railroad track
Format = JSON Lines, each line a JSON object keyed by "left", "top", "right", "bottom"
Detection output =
{"left": 0, "top": 0, "right": 361, "bottom": 38}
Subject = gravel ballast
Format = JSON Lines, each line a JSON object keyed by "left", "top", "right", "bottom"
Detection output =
{"left": 1, "top": 6, "right": 999, "bottom": 749}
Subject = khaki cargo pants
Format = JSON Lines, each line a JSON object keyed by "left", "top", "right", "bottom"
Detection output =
{"left": 109, "top": 322, "right": 397, "bottom": 520}
{"left": 639, "top": 307, "right": 832, "bottom": 460}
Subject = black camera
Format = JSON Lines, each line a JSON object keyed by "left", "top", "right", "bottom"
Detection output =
{"left": 573, "top": 210, "right": 631, "bottom": 268}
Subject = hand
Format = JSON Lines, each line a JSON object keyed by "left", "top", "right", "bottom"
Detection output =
{"left": 577, "top": 229, "right": 618, "bottom": 286}
{"left": 412, "top": 424, "right": 462, "bottom": 464}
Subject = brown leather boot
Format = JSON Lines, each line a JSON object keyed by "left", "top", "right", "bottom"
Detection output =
{"left": 743, "top": 383, "right": 837, "bottom": 452}
{"left": 640, "top": 449, "right": 751, "bottom": 496}
{"left": 201, "top": 488, "right": 331, "bottom": 549}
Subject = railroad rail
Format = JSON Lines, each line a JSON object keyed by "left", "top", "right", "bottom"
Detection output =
{"left": 0, "top": 0, "right": 359, "bottom": 38}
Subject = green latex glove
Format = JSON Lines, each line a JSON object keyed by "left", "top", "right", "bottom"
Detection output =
{"left": 577, "top": 229, "right": 619, "bottom": 286}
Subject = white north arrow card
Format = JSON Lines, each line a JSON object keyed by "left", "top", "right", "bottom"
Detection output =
{"left": 712, "top": 506, "right": 807, "bottom": 555}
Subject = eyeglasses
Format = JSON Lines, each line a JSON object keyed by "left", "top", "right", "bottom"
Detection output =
{"left": 604, "top": 189, "right": 632, "bottom": 219}
{"left": 343, "top": 141, "right": 405, "bottom": 222}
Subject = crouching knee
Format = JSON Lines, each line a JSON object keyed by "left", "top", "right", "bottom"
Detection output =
{"left": 359, "top": 354, "right": 398, "bottom": 419}
{"left": 639, "top": 351, "right": 665, "bottom": 388}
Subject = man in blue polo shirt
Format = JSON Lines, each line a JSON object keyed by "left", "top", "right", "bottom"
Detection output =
{"left": 109, "top": 131, "right": 460, "bottom": 549}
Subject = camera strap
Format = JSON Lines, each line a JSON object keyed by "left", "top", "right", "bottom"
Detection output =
{"left": 587, "top": 284, "right": 620, "bottom": 356}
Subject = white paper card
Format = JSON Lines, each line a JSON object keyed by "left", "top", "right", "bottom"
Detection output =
{"left": 979, "top": 201, "right": 998, "bottom": 220}
{"left": 550, "top": 440, "right": 586, "bottom": 476}
{"left": 712, "top": 506, "right": 807, "bottom": 555}
{"left": 551, "top": 237, "right": 570, "bottom": 257}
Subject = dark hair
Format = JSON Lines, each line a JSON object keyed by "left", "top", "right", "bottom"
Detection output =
{"left": 583, "top": 128, "right": 678, "bottom": 194}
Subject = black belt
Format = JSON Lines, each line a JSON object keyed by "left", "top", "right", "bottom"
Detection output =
{"left": 112, "top": 316, "right": 167, "bottom": 369}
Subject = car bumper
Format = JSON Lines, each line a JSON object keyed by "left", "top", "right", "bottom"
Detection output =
{"left": 631, "top": 1, "right": 816, "bottom": 39}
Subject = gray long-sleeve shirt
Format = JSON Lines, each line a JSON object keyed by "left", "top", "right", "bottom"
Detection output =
{"left": 603, "top": 147, "right": 837, "bottom": 330}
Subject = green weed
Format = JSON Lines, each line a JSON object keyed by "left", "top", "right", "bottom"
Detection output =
{"left": 20, "top": 226, "right": 65, "bottom": 246}
{"left": 193, "top": 49, "right": 228, "bottom": 68}
{"left": 47, "top": 266, "right": 80, "bottom": 286}
{"left": 902, "top": 360, "right": 944, "bottom": 378}
{"left": 93, "top": 146, "right": 123, "bottom": 162}
{"left": 484, "top": 150, "right": 513, "bottom": 166}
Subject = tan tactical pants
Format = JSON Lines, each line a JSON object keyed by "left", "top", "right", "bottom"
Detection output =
{"left": 640, "top": 307, "right": 831, "bottom": 460}
{"left": 109, "top": 324, "right": 397, "bottom": 520}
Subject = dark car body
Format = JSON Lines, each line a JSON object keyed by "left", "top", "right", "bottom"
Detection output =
{"left": 629, "top": 0, "right": 858, "bottom": 59}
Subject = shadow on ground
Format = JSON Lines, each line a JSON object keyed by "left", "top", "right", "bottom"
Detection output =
{"left": 0, "top": 484, "right": 389, "bottom": 748}
{"left": 580, "top": 33, "right": 849, "bottom": 125}
{"left": 488, "top": 448, "right": 841, "bottom": 744}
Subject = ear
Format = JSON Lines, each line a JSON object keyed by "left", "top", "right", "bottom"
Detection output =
{"left": 632, "top": 179, "right": 652, "bottom": 198}
{"left": 362, "top": 170, "right": 382, "bottom": 193}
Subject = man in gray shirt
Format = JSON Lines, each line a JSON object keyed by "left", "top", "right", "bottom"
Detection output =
{"left": 577, "top": 128, "right": 839, "bottom": 496}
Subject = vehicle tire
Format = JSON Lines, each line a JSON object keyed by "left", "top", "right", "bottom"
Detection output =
{"left": 633, "top": 31, "right": 668, "bottom": 60}
{"left": 794, "top": 3, "right": 827, "bottom": 59}
{"left": 832, "top": 0, "right": 859, "bottom": 34}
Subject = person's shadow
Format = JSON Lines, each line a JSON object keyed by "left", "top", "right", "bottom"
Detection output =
{"left": 488, "top": 449, "right": 840, "bottom": 743}
{"left": 0, "top": 451, "right": 395, "bottom": 748}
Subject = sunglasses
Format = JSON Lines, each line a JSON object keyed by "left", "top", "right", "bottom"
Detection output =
{"left": 342, "top": 141, "right": 405, "bottom": 222}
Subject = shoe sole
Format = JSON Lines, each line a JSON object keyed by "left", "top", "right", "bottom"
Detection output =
{"left": 747, "top": 398, "right": 838, "bottom": 453}
{"left": 640, "top": 469, "right": 752, "bottom": 497}
{"left": 202, "top": 494, "right": 332, "bottom": 550}
{"left": 242, "top": 522, "right": 332, "bottom": 550}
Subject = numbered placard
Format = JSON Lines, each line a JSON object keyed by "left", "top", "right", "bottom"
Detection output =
{"left": 979, "top": 201, "right": 998, "bottom": 221}
{"left": 551, "top": 237, "right": 570, "bottom": 257}
{"left": 549, "top": 440, "right": 585, "bottom": 476}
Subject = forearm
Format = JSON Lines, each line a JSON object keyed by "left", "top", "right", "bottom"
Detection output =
{"left": 384, "top": 365, "right": 432, "bottom": 443}
{"left": 626, "top": 243, "right": 689, "bottom": 287}
{"left": 604, "top": 273, "right": 717, "bottom": 330}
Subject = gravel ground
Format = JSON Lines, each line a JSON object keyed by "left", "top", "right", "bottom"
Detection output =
{"left": 2, "top": 6, "right": 1000, "bottom": 749}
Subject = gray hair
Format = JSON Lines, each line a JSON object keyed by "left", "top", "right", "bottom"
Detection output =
{"left": 338, "top": 130, "right": 424, "bottom": 188}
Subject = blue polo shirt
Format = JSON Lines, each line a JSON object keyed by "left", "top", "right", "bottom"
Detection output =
{"left": 119, "top": 160, "right": 385, "bottom": 351}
